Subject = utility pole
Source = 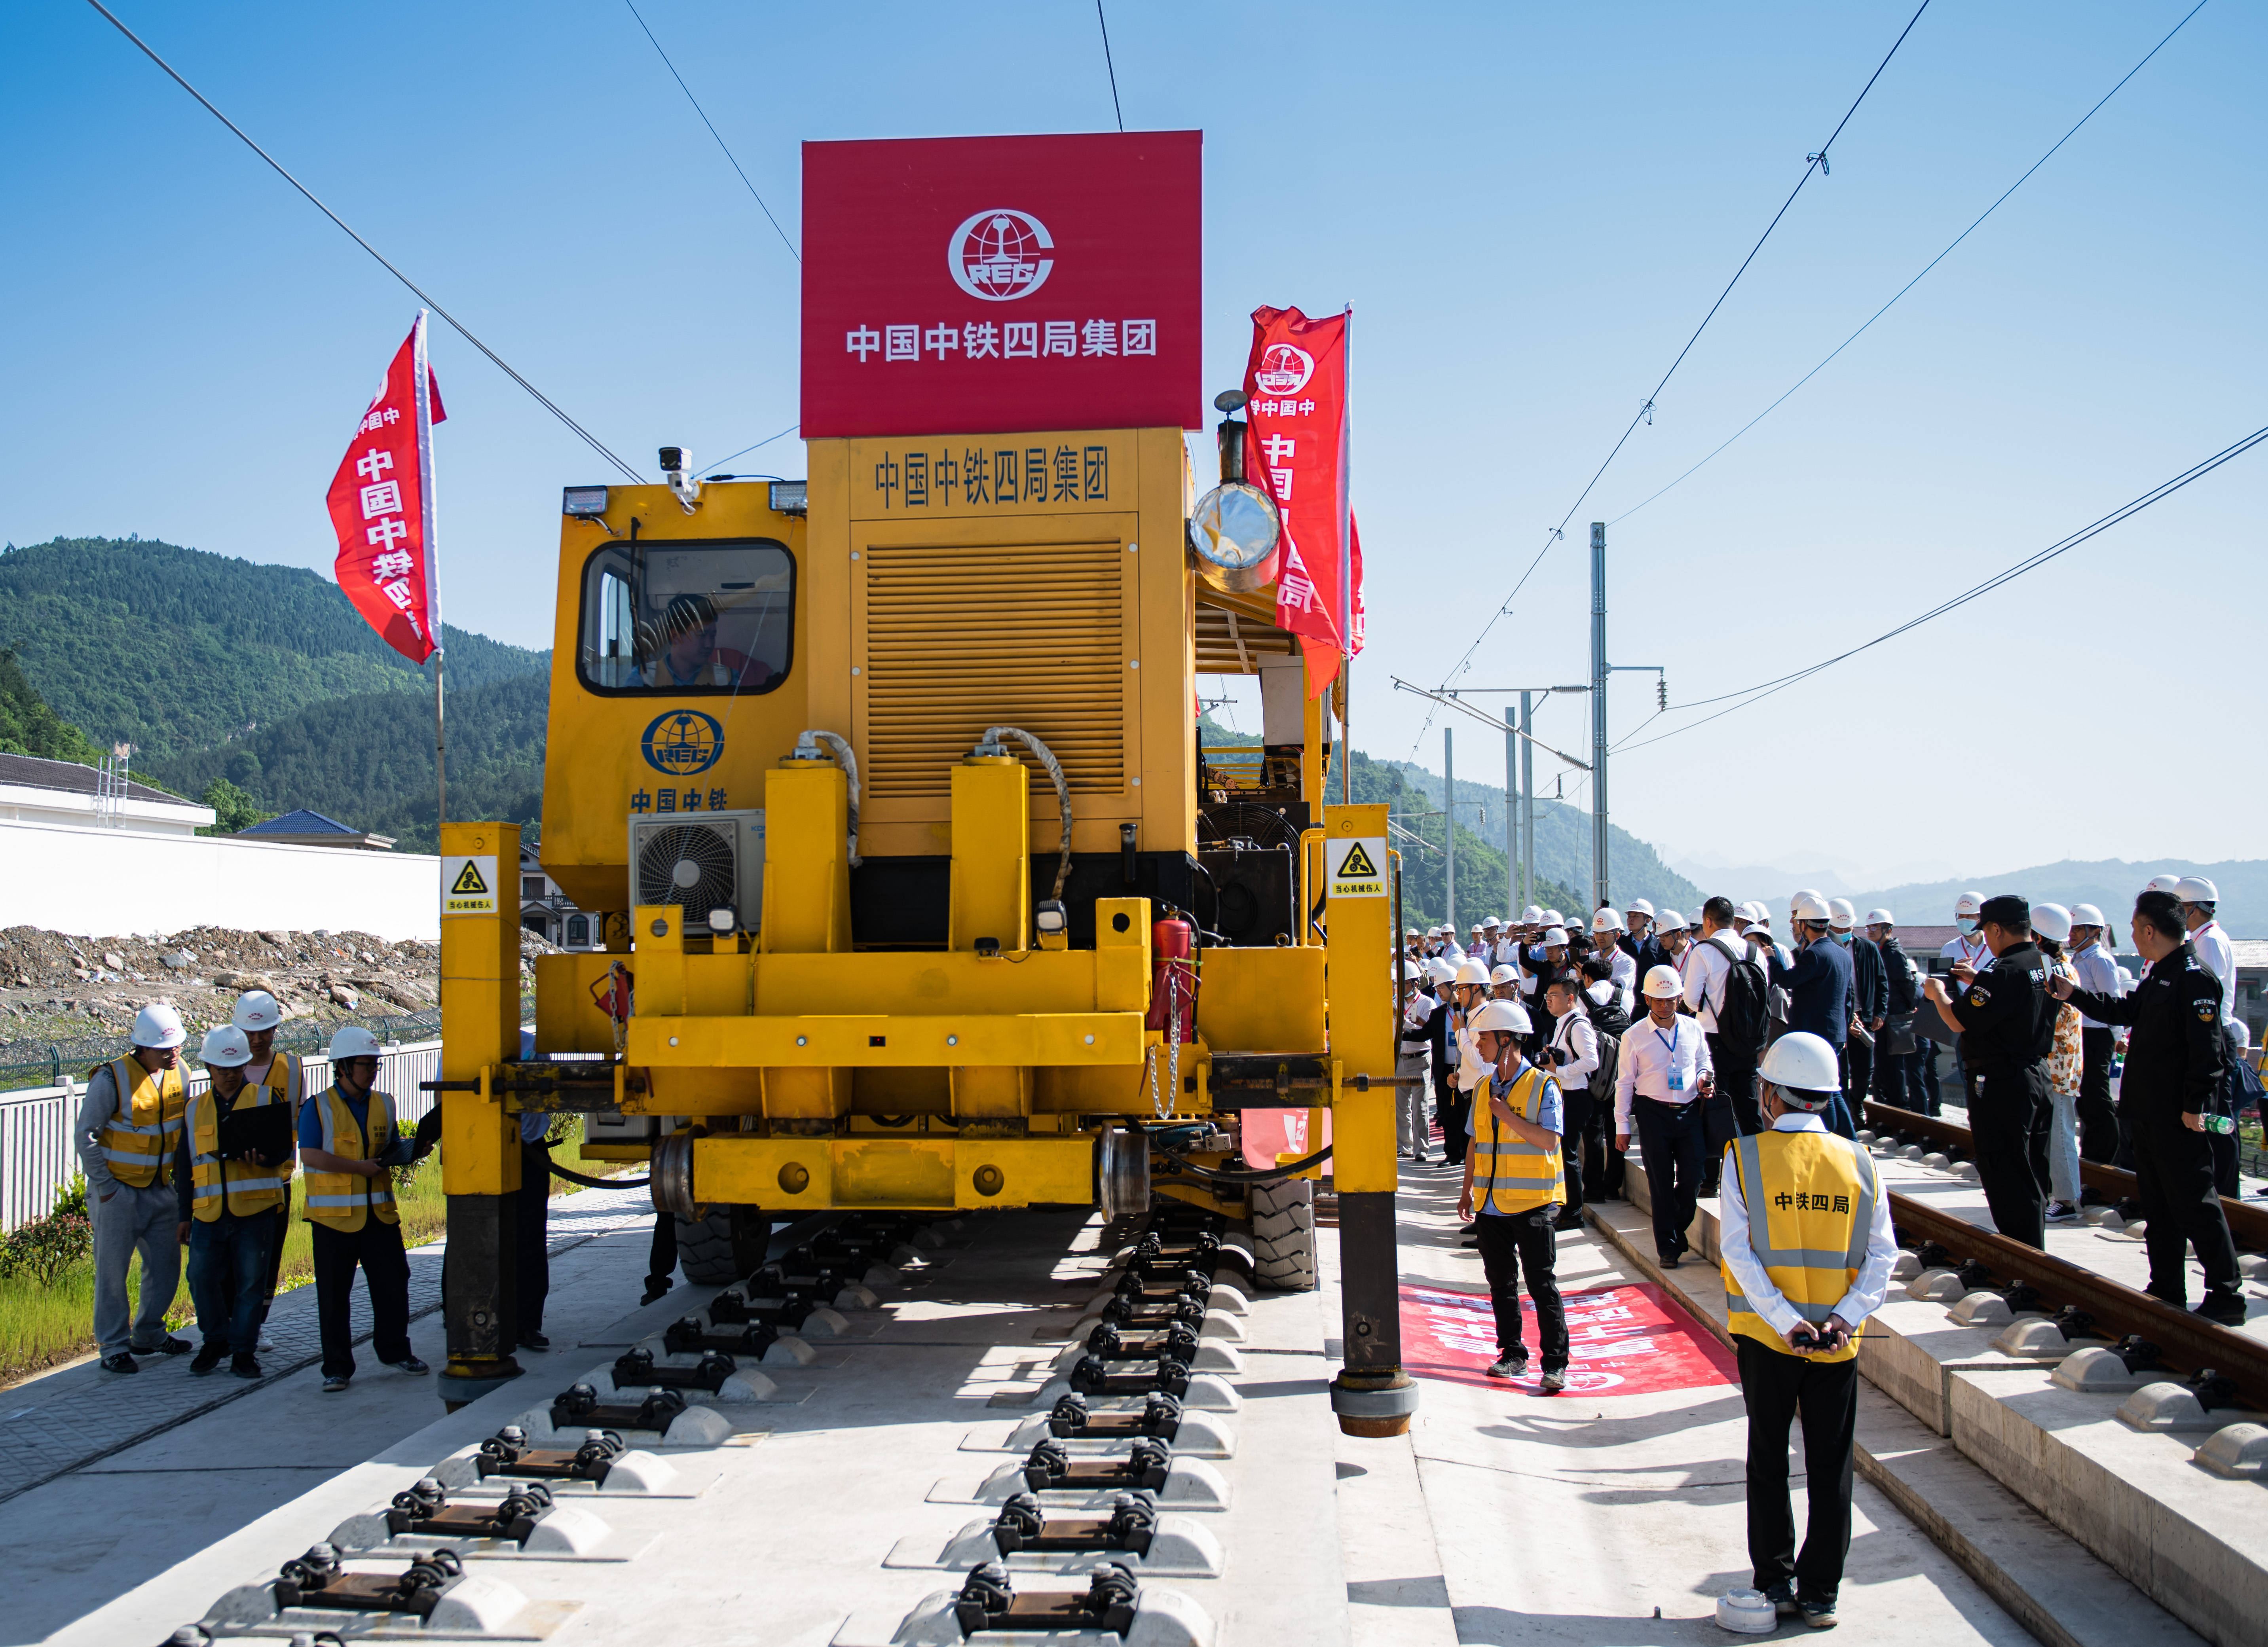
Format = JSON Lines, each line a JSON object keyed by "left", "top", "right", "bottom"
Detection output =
{"left": 1520, "top": 692, "right": 1534, "bottom": 915}
{"left": 1590, "top": 523, "right": 1609, "bottom": 912}
{"left": 1443, "top": 726, "right": 1456, "bottom": 934}
{"left": 1503, "top": 707, "right": 1517, "bottom": 923}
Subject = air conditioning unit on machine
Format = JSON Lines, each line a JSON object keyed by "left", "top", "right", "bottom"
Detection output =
{"left": 627, "top": 808, "right": 766, "bottom": 939}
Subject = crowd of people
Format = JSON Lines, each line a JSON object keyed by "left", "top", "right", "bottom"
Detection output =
{"left": 70, "top": 988, "right": 560, "bottom": 1389}
{"left": 1396, "top": 874, "right": 2256, "bottom": 1627}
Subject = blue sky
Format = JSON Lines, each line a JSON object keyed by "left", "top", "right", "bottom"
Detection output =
{"left": 5, "top": 1, "right": 2260, "bottom": 885}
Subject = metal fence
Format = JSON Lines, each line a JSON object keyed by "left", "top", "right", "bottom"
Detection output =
{"left": 0, "top": 1006, "right": 450, "bottom": 1094}
{"left": 0, "top": 1038, "right": 442, "bottom": 1232}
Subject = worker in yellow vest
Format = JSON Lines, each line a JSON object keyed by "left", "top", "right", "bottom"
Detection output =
{"left": 1455, "top": 996, "right": 1570, "bottom": 1393}
{"left": 233, "top": 989, "right": 300, "bottom": 1354}
{"left": 73, "top": 1003, "right": 194, "bottom": 1373}
{"left": 298, "top": 1026, "right": 429, "bottom": 1392}
{"left": 174, "top": 1025, "right": 291, "bottom": 1378}
{"left": 1718, "top": 1031, "right": 1898, "bottom": 1631}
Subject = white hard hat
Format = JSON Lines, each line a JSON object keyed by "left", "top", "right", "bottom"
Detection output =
{"left": 328, "top": 1026, "right": 383, "bottom": 1061}
{"left": 1482, "top": 915, "right": 1501, "bottom": 928}
{"left": 1758, "top": 1031, "right": 1841, "bottom": 1103}
{"left": 1627, "top": 898, "right": 1655, "bottom": 918}
{"left": 1954, "top": 891, "right": 1984, "bottom": 917}
{"left": 1792, "top": 889, "right": 1822, "bottom": 913}
{"left": 2069, "top": 903, "right": 2106, "bottom": 929}
{"left": 1641, "top": 965, "right": 1683, "bottom": 999}
{"left": 1404, "top": 927, "right": 1419, "bottom": 939}
{"left": 1543, "top": 910, "right": 1564, "bottom": 927}
{"left": 200, "top": 1025, "right": 252, "bottom": 1068}
{"left": 1469, "top": 923, "right": 1483, "bottom": 934}
{"left": 1490, "top": 963, "right": 1518, "bottom": 986}
{"left": 132, "top": 1003, "right": 186, "bottom": 1050}
{"left": 1828, "top": 898, "right": 1856, "bottom": 928}
{"left": 1470, "top": 997, "right": 1532, "bottom": 1035}
{"left": 1864, "top": 908, "right": 1894, "bottom": 928}
{"left": 2031, "top": 902, "right": 2072, "bottom": 943}
{"left": 1657, "top": 909, "right": 1687, "bottom": 932}
{"left": 1590, "top": 909, "right": 1623, "bottom": 934}
{"left": 1738, "top": 900, "right": 1767, "bottom": 922}
{"left": 2175, "top": 876, "right": 2219, "bottom": 904}
{"left": 1522, "top": 905, "right": 1544, "bottom": 923}
{"left": 2115, "top": 965, "right": 2135, "bottom": 989}
{"left": 1542, "top": 927, "right": 1569, "bottom": 947}
{"left": 1455, "top": 957, "right": 1493, "bottom": 986}
{"left": 2147, "top": 874, "right": 2182, "bottom": 894}
{"left": 1424, "top": 958, "right": 1458, "bottom": 985}
{"left": 1790, "top": 893, "right": 1833, "bottom": 924}
{"left": 232, "top": 990, "right": 283, "bottom": 1033}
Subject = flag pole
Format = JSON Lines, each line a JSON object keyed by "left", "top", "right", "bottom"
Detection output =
{"left": 434, "top": 649, "right": 447, "bottom": 830}
{"left": 1338, "top": 304, "right": 1353, "bottom": 805}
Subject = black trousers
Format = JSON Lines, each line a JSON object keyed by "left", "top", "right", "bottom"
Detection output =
{"left": 1844, "top": 1037, "right": 1873, "bottom": 1117}
{"left": 310, "top": 1218, "right": 412, "bottom": 1379}
{"left": 514, "top": 1141, "right": 552, "bottom": 1335}
{"left": 1439, "top": 1091, "right": 1472, "bottom": 1166}
{"left": 255, "top": 1202, "right": 290, "bottom": 1327}
{"left": 1737, "top": 1336, "right": 1858, "bottom": 1602}
{"left": 1970, "top": 1065, "right": 2050, "bottom": 1249}
{"left": 1707, "top": 1035, "right": 1764, "bottom": 1137}
{"left": 1559, "top": 1090, "right": 1596, "bottom": 1213}
{"left": 2077, "top": 1027, "right": 2120, "bottom": 1165}
{"left": 1913, "top": 1038, "right": 1942, "bottom": 1116}
{"left": 1632, "top": 1097, "right": 1704, "bottom": 1260}
{"left": 2129, "top": 1111, "right": 2241, "bottom": 1305}
{"left": 1474, "top": 1205, "right": 1568, "bottom": 1371}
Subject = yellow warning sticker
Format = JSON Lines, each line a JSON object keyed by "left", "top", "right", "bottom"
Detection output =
{"left": 1328, "top": 836, "right": 1389, "bottom": 899}
{"left": 440, "top": 854, "right": 499, "bottom": 915}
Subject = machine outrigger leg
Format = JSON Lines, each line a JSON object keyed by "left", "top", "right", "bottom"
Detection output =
{"left": 435, "top": 822, "right": 527, "bottom": 1409}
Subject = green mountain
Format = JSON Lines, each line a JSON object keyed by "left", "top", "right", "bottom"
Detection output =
{"left": 0, "top": 537, "right": 548, "bottom": 762}
{"left": 0, "top": 647, "right": 104, "bottom": 765}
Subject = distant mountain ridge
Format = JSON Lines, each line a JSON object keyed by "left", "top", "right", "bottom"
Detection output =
{"left": 1840, "top": 859, "right": 2268, "bottom": 942}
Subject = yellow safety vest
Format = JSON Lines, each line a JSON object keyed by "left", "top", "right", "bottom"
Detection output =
{"left": 1723, "top": 1128, "right": 1877, "bottom": 1363}
{"left": 1469, "top": 1063, "right": 1565, "bottom": 1216}
{"left": 93, "top": 1056, "right": 186, "bottom": 1189}
{"left": 245, "top": 1052, "right": 300, "bottom": 1187}
{"left": 302, "top": 1084, "right": 399, "bottom": 1230}
{"left": 186, "top": 1079, "right": 287, "bottom": 1220}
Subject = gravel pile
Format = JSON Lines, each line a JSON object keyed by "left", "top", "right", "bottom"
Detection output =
{"left": 0, "top": 923, "right": 557, "bottom": 1060}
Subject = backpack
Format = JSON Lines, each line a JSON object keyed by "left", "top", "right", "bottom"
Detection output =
{"left": 1588, "top": 1027, "right": 1621, "bottom": 1111}
{"left": 1704, "top": 935, "right": 1769, "bottom": 1057}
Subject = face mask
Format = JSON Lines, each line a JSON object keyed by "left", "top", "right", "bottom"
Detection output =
{"left": 1832, "top": 931, "right": 1852, "bottom": 946}
{"left": 1956, "top": 918, "right": 1978, "bottom": 935}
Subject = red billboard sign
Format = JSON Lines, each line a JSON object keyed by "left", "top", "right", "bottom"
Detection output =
{"left": 801, "top": 132, "right": 1202, "bottom": 439}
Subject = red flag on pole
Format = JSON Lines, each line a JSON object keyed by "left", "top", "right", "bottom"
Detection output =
{"left": 327, "top": 313, "right": 445, "bottom": 664}
{"left": 1241, "top": 305, "right": 1359, "bottom": 696}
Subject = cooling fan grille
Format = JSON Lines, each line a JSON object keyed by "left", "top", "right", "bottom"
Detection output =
{"left": 636, "top": 822, "right": 737, "bottom": 915}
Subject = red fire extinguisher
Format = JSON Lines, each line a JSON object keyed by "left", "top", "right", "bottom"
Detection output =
{"left": 1146, "top": 911, "right": 1198, "bottom": 1043}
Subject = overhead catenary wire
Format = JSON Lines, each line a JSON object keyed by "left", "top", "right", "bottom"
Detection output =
{"left": 621, "top": 0, "right": 801, "bottom": 264}
{"left": 1095, "top": 1, "right": 1125, "bottom": 132}
{"left": 1606, "top": 423, "right": 2268, "bottom": 757}
{"left": 700, "top": 420, "right": 801, "bottom": 480}
{"left": 1607, "top": 0, "right": 2211, "bottom": 529}
{"left": 1413, "top": 0, "right": 1934, "bottom": 752}
{"left": 80, "top": 0, "right": 644, "bottom": 485}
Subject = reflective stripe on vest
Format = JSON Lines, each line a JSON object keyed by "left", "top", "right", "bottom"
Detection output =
{"left": 1721, "top": 1129, "right": 1876, "bottom": 1362}
{"left": 94, "top": 1057, "right": 186, "bottom": 1188}
{"left": 1470, "top": 1063, "right": 1565, "bottom": 1216}
{"left": 187, "top": 1078, "right": 287, "bottom": 1220}
{"left": 302, "top": 1084, "right": 399, "bottom": 1230}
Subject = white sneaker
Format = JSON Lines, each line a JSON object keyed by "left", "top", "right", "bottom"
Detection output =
{"left": 257, "top": 1334, "right": 275, "bottom": 1353}
{"left": 1485, "top": 1354, "right": 1528, "bottom": 1379}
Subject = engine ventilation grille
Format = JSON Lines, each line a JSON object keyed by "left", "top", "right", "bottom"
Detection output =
{"left": 861, "top": 539, "right": 1127, "bottom": 801}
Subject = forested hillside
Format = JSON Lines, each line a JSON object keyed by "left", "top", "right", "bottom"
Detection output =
{"left": 0, "top": 537, "right": 547, "bottom": 760}
{"left": 0, "top": 648, "right": 103, "bottom": 766}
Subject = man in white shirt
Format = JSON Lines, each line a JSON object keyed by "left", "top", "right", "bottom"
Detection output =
{"left": 1615, "top": 966, "right": 1715, "bottom": 1266}
{"left": 1541, "top": 973, "right": 1602, "bottom": 1224}
{"left": 1684, "top": 896, "right": 1765, "bottom": 1146}
{"left": 1718, "top": 1031, "right": 1898, "bottom": 1630}
{"left": 1590, "top": 909, "right": 1639, "bottom": 996}
{"left": 1939, "top": 891, "right": 1992, "bottom": 1113}
{"left": 2067, "top": 902, "right": 2124, "bottom": 1174}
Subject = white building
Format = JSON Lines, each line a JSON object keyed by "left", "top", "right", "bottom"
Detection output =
{"left": 0, "top": 751, "right": 214, "bottom": 834}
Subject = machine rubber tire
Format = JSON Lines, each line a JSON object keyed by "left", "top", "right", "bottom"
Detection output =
{"left": 1247, "top": 1175, "right": 1317, "bottom": 1292}
{"left": 674, "top": 1205, "right": 771, "bottom": 1285}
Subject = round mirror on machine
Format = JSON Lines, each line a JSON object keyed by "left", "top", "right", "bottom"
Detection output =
{"left": 1186, "top": 480, "right": 1281, "bottom": 593}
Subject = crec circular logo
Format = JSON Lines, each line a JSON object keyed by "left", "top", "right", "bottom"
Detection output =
{"left": 641, "top": 710, "right": 724, "bottom": 777}
{"left": 948, "top": 208, "right": 1055, "bottom": 301}
{"left": 1254, "top": 343, "right": 1314, "bottom": 396}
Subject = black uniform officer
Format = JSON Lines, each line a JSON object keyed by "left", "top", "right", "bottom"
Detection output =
{"left": 1922, "top": 894, "right": 2053, "bottom": 1248}
{"left": 2053, "top": 889, "right": 2245, "bottom": 1323}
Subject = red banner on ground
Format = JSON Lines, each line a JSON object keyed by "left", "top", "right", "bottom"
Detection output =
{"left": 801, "top": 132, "right": 1203, "bottom": 439}
{"left": 1399, "top": 1280, "right": 1737, "bottom": 1397}
{"left": 326, "top": 313, "right": 444, "bottom": 664}
{"left": 1241, "top": 305, "right": 1361, "bottom": 694}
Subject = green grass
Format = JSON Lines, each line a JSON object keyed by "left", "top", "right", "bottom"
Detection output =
{"left": 0, "top": 1117, "right": 626, "bottom": 1387}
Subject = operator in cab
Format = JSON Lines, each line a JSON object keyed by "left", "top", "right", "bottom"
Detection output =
{"left": 631, "top": 593, "right": 777, "bottom": 691}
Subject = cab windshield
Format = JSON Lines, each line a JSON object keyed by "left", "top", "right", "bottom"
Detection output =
{"left": 579, "top": 538, "right": 794, "bottom": 694}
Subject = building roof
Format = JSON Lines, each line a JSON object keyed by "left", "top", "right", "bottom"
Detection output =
{"left": 235, "top": 808, "right": 397, "bottom": 849}
{"left": 0, "top": 750, "right": 195, "bottom": 809}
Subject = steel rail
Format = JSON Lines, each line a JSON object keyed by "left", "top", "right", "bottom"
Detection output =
{"left": 1861, "top": 1098, "right": 2268, "bottom": 1252}
{"left": 1885, "top": 1190, "right": 2268, "bottom": 1412}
